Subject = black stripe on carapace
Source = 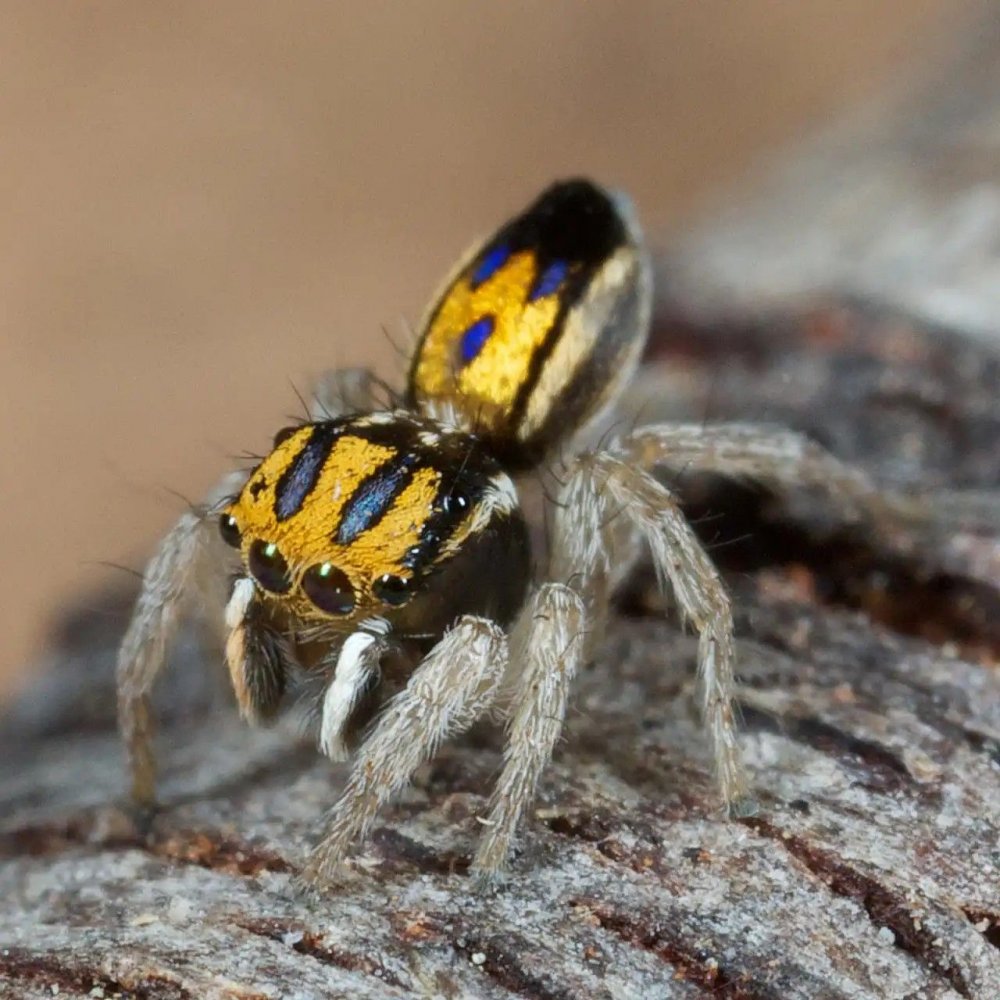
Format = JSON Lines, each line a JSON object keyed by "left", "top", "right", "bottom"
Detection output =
{"left": 331, "top": 415, "right": 507, "bottom": 577}
{"left": 273, "top": 422, "right": 342, "bottom": 522}
{"left": 402, "top": 460, "right": 492, "bottom": 576}
{"left": 336, "top": 452, "right": 419, "bottom": 545}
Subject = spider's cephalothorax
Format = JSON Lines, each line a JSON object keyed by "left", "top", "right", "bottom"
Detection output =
{"left": 118, "top": 178, "right": 886, "bottom": 886}
{"left": 218, "top": 412, "right": 530, "bottom": 723}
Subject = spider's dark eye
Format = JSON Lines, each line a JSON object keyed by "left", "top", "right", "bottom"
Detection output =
{"left": 248, "top": 540, "right": 292, "bottom": 594}
{"left": 303, "top": 562, "right": 356, "bottom": 615}
{"left": 442, "top": 490, "right": 469, "bottom": 515}
{"left": 373, "top": 573, "right": 412, "bottom": 607}
{"left": 273, "top": 425, "right": 298, "bottom": 448}
{"left": 219, "top": 514, "right": 242, "bottom": 548}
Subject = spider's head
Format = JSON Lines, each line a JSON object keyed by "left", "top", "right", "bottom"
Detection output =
{"left": 219, "top": 412, "right": 530, "bottom": 635}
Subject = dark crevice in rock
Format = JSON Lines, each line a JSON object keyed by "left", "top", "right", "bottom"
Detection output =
{"left": 0, "top": 807, "right": 293, "bottom": 877}
{"left": 962, "top": 908, "right": 1000, "bottom": 952}
{"left": 450, "top": 931, "right": 580, "bottom": 1000}
{"left": 370, "top": 825, "right": 470, "bottom": 876}
{"left": 740, "top": 817, "right": 972, "bottom": 998}
{"left": 236, "top": 917, "right": 408, "bottom": 990}
{"left": 573, "top": 898, "right": 783, "bottom": 999}
{"left": 540, "top": 811, "right": 677, "bottom": 881}
{"left": 634, "top": 298, "right": 1000, "bottom": 666}
{"left": 618, "top": 473, "right": 1000, "bottom": 666}
{"left": 0, "top": 949, "right": 192, "bottom": 999}
{"left": 146, "top": 828, "right": 293, "bottom": 876}
{"left": 736, "top": 704, "right": 922, "bottom": 796}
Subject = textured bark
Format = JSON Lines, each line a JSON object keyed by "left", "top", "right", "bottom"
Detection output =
{"left": 3, "top": 20, "right": 1000, "bottom": 1000}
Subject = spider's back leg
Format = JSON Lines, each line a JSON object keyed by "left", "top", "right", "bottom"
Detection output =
{"left": 552, "top": 451, "right": 750, "bottom": 813}
{"left": 471, "top": 581, "right": 587, "bottom": 882}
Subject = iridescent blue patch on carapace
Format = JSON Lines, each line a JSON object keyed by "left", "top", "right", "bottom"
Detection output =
{"left": 460, "top": 315, "right": 495, "bottom": 365}
{"left": 529, "top": 259, "right": 568, "bottom": 301}
{"left": 471, "top": 244, "right": 510, "bottom": 286}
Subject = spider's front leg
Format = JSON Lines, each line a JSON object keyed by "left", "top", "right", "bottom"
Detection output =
{"left": 555, "top": 451, "right": 751, "bottom": 814}
{"left": 116, "top": 366, "right": 380, "bottom": 808}
{"left": 116, "top": 469, "right": 248, "bottom": 807}
{"left": 302, "top": 616, "right": 508, "bottom": 887}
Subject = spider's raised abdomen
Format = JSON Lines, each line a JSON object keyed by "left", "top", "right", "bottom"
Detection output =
{"left": 406, "top": 179, "right": 653, "bottom": 467}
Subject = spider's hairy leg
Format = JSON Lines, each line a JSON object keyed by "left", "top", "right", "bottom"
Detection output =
{"left": 621, "top": 422, "right": 896, "bottom": 524}
{"left": 116, "top": 470, "right": 247, "bottom": 807}
{"left": 471, "top": 582, "right": 586, "bottom": 884}
{"left": 308, "top": 367, "right": 386, "bottom": 420}
{"left": 223, "top": 577, "right": 295, "bottom": 724}
{"left": 301, "top": 616, "right": 508, "bottom": 887}
{"left": 554, "top": 453, "right": 750, "bottom": 814}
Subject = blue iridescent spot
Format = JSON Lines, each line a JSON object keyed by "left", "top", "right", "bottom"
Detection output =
{"left": 471, "top": 243, "right": 510, "bottom": 286}
{"left": 459, "top": 315, "right": 495, "bottom": 365}
{"left": 529, "top": 259, "right": 568, "bottom": 301}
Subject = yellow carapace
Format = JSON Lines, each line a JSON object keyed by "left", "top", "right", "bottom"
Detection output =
{"left": 125, "top": 176, "right": 881, "bottom": 887}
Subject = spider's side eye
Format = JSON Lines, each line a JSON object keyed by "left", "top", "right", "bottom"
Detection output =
{"left": 219, "top": 514, "right": 242, "bottom": 548}
{"left": 373, "top": 573, "right": 412, "bottom": 606}
{"left": 248, "top": 540, "right": 292, "bottom": 594}
{"left": 303, "top": 562, "right": 356, "bottom": 615}
{"left": 442, "top": 489, "right": 469, "bottom": 514}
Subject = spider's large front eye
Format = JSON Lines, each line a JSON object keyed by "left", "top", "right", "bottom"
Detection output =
{"left": 373, "top": 573, "right": 412, "bottom": 607}
{"left": 248, "top": 540, "right": 292, "bottom": 594}
{"left": 219, "top": 514, "right": 242, "bottom": 548}
{"left": 303, "top": 562, "right": 356, "bottom": 615}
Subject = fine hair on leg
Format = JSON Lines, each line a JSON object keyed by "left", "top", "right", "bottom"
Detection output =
{"left": 472, "top": 582, "right": 586, "bottom": 882}
{"left": 116, "top": 469, "right": 247, "bottom": 806}
{"left": 302, "top": 615, "right": 508, "bottom": 885}
{"left": 553, "top": 452, "right": 749, "bottom": 812}
{"left": 621, "top": 422, "right": 892, "bottom": 524}
{"left": 308, "top": 367, "right": 383, "bottom": 421}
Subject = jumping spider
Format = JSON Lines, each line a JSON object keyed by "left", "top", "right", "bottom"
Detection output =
{"left": 117, "top": 179, "right": 886, "bottom": 886}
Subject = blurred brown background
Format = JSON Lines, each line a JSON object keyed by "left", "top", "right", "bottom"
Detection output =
{"left": 0, "top": 1, "right": 977, "bottom": 697}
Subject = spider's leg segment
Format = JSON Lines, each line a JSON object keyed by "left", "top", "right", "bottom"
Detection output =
{"left": 622, "top": 423, "right": 893, "bottom": 524}
{"left": 223, "top": 577, "right": 295, "bottom": 724}
{"left": 308, "top": 367, "right": 384, "bottom": 420}
{"left": 116, "top": 470, "right": 247, "bottom": 806}
{"left": 471, "top": 582, "right": 586, "bottom": 882}
{"left": 317, "top": 628, "right": 389, "bottom": 762}
{"left": 117, "top": 368, "right": 382, "bottom": 808}
{"left": 554, "top": 453, "right": 749, "bottom": 813}
{"left": 303, "top": 616, "right": 508, "bottom": 885}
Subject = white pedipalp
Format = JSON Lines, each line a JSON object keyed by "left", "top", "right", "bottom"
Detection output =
{"left": 319, "top": 630, "right": 384, "bottom": 761}
{"left": 225, "top": 577, "right": 256, "bottom": 630}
